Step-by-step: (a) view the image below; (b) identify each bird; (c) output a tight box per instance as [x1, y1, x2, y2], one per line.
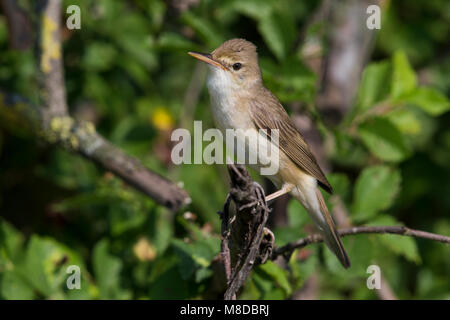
[188, 38, 350, 268]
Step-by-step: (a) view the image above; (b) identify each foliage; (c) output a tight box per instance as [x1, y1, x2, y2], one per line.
[0, 0, 449, 299]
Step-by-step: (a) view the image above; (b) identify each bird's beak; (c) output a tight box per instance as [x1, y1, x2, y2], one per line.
[188, 52, 228, 71]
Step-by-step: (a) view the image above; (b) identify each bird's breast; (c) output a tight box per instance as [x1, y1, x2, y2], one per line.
[206, 69, 254, 131]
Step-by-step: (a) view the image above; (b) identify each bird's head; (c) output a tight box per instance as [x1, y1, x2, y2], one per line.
[188, 39, 262, 92]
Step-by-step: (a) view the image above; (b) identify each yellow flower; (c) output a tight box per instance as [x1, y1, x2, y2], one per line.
[133, 237, 157, 261]
[151, 107, 174, 131]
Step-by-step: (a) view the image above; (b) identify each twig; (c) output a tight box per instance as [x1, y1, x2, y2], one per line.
[0, 92, 190, 211]
[35, 0, 68, 123]
[0, 0, 190, 211]
[272, 225, 450, 260]
[316, 0, 380, 125]
[220, 164, 271, 300]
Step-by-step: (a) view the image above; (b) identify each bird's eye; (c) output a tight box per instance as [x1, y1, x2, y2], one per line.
[232, 63, 242, 71]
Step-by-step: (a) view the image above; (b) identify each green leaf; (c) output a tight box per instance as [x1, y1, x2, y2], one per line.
[287, 198, 309, 229]
[258, 10, 295, 60]
[181, 12, 224, 48]
[82, 43, 117, 71]
[93, 239, 130, 299]
[0, 218, 24, 262]
[148, 257, 190, 299]
[257, 261, 292, 296]
[1, 271, 34, 300]
[324, 235, 374, 277]
[19, 236, 84, 298]
[157, 32, 199, 51]
[171, 237, 217, 281]
[369, 215, 421, 263]
[358, 117, 411, 162]
[391, 51, 417, 99]
[404, 87, 450, 116]
[327, 173, 350, 198]
[352, 165, 401, 221]
[385, 107, 422, 135]
[228, 0, 273, 20]
[356, 61, 391, 111]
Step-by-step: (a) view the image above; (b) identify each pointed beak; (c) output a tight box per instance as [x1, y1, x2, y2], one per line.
[188, 51, 228, 71]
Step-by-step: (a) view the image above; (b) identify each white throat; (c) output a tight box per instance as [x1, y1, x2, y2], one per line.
[206, 67, 248, 131]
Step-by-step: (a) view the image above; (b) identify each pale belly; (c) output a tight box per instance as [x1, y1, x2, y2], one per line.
[208, 91, 285, 183]
[206, 68, 323, 225]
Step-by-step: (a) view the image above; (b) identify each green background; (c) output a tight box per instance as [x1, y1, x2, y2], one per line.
[0, 0, 449, 299]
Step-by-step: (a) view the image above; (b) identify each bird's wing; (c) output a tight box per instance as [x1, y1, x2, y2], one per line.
[249, 89, 333, 194]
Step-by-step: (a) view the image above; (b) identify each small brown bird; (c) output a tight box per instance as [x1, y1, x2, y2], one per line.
[189, 39, 350, 268]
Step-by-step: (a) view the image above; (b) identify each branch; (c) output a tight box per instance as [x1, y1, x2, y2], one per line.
[219, 164, 272, 300]
[308, 0, 381, 125]
[0, 0, 190, 211]
[0, 92, 190, 210]
[272, 225, 450, 260]
[35, 0, 68, 123]
[214, 166, 450, 299]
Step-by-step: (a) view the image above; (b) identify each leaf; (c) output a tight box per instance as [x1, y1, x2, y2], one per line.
[358, 117, 411, 162]
[0, 218, 24, 262]
[157, 32, 198, 51]
[391, 51, 417, 99]
[352, 165, 401, 221]
[356, 61, 391, 111]
[228, 0, 272, 20]
[18, 236, 85, 298]
[180, 12, 224, 48]
[404, 87, 450, 116]
[257, 261, 292, 296]
[258, 10, 295, 60]
[82, 43, 117, 71]
[369, 215, 421, 263]
[327, 173, 350, 198]
[171, 239, 197, 280]
[385, 107, 422, 135]
[148, 259, 190, 299]
[324, 235, 374, 277]
[1, 271, 34, 300]
[171, 237, 217, 281]
[287, 198, 309, 229]
[93, 239, 130, 299]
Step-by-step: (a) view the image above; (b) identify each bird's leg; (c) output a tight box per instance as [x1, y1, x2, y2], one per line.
[265, 184, 294, 202]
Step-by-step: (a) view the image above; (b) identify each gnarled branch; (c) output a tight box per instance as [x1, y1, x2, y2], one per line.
[272, 225, 450, 260]
[219, 164, 272, 300]
[217, 165, 450, 299]
[0, 0, 190, 211]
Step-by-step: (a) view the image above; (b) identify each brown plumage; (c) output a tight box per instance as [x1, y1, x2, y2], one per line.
[250, 88, 333, 194]
[189, 38, 350, 268]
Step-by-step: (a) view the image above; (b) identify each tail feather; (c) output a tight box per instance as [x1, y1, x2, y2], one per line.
[315, 189, 351, 269]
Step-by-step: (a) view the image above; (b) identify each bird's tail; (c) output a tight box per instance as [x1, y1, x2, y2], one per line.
[313, 189, 351, 268]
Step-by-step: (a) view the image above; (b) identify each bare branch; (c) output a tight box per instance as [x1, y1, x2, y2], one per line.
[0, 1, 191, 211]
[0, 92, 190, 210]
[220, 164, 271, 300]
[35, 0, 68, 123]
[272, 225, 450, 260]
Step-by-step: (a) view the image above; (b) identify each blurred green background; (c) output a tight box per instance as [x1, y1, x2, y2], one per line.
[0, 0, 449, 299]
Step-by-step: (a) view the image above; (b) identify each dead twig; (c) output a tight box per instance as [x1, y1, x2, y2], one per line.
[220, 164, 271, 300]
[272, 225, 450, 260]
[0, 0, 190, 211]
